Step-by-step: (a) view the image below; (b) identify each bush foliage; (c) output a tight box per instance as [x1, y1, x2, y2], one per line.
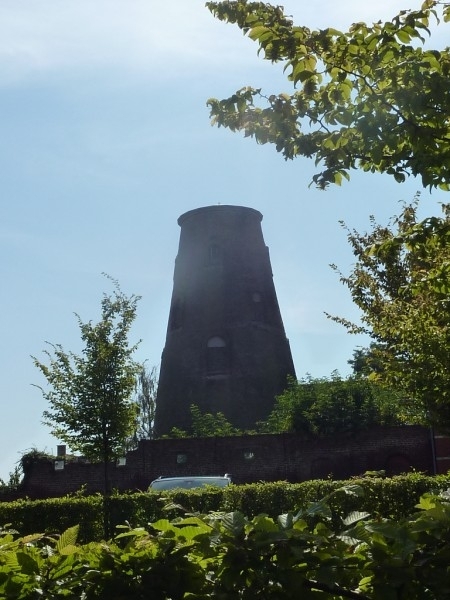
[260, 374, 403, 435]
[1, 481, 450, 599]
[1, 473, 449, 544]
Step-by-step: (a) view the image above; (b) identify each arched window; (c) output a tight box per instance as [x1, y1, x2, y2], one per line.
[208, 244, 222, 265]
[251, 291, 264, 321]
[207, 336, 226, 348]
[207, 336, 228, 373]
[169, 299, 183, 330]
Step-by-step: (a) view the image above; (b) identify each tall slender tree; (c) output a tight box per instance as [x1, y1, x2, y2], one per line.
[33, 276, 141, 496]
[127, 364, 158, 447]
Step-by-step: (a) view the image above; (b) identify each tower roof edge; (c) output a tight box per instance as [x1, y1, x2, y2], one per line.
[178, 205, 263, 227]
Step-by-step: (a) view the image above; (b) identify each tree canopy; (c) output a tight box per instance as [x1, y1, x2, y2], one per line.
[33, 277, 141, 470]
[348, 344, 387, 378]
[206, 1, 450, 190]
[163, 375, 402, 439]
[328, 199, 450, 430]
[259, 373, 403, 435]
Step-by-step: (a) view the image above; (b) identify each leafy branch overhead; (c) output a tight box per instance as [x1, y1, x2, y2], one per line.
[206, 0, 450, 190]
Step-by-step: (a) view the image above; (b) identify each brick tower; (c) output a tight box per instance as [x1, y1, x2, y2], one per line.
[154, 205, 296, 436]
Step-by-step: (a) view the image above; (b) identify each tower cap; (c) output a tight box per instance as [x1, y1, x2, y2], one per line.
[178, 205, 262, 227]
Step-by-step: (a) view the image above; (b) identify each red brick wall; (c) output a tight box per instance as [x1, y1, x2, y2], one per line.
[19, 425, 437, 499]
[433, 432, 450, 474]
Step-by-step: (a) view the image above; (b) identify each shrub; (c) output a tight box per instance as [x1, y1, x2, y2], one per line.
[1, 473, 449, 542]
[1, 486, 450, 599]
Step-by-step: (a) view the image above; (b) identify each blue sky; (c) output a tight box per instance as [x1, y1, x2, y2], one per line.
[1, 0, 448, 480]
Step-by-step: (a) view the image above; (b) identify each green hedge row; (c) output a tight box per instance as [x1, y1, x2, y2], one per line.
[1, 473, 449, 542]
[2, 487, 450, 599]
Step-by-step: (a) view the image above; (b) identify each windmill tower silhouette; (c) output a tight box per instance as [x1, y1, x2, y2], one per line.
[154, 205, 296, 435]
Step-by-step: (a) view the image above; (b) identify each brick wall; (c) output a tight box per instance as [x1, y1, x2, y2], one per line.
[19, 425, 437, 499]
[433, 432, 450, 474]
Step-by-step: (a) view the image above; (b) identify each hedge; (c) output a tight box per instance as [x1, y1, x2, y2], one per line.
[0, 472, 449, 542]
[2, 487, 450, 599]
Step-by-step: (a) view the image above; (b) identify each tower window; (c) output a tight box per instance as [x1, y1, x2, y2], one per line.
[207, 336, 226, 348]
[251, 292, 264, 321]
[208, 244, 222, 264]
[207, 336, 228, 373]
[169, 299, 183, 330]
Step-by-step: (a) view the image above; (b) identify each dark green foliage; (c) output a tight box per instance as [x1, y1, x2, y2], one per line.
[166, 376, 402, 439]
[0, 466, 23, 500]
[221, 473, 450, 523]
[2, 480, 450, 599]
[260, 374, 403, 435]
[1, 473, 449, 543]
[329, 200, 450, 430]
[20, 449, 55, 475]
[166, 404, 243, 438]
[348, 344, 385, 377]
[0, 496, 104, 543]
[190, 404, 242, 436]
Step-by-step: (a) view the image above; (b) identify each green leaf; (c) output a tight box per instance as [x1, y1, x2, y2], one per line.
[16, 552, 40, 575]
[333, 171, 343, 185]
[56, 525, 79, 554]
[343, 511, 371, 526]
[150, 519, 175, 532]
[278, 512, 294, 529]
[338, 484, 365, 497]
[248, 25, 270, 41]
[222, 512, 246, 536]
[251, 514, 278, 532]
